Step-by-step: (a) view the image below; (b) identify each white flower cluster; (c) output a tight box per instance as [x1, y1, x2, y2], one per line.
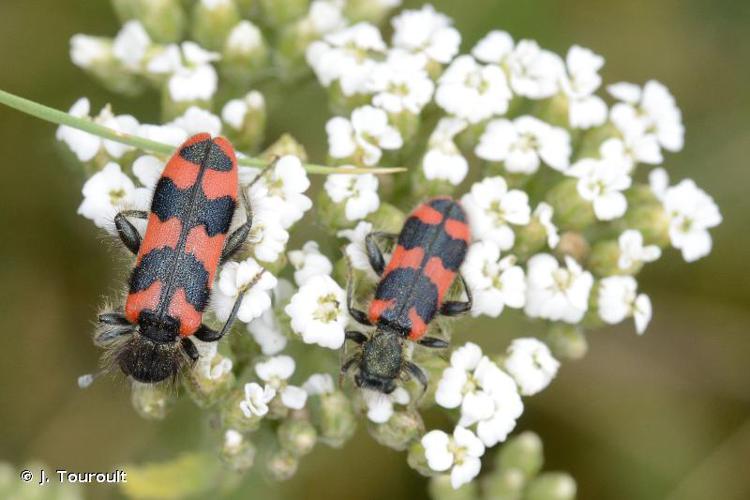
[63, 1, 723, 490]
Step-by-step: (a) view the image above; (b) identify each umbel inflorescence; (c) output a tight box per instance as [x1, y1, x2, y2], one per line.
[50, 0, 721, 497]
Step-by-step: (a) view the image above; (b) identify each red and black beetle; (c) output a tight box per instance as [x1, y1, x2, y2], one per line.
[342, 196, 473, 394]
[95, 133, 261, 383]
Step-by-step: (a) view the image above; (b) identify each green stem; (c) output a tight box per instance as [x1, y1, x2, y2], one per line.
[0, 89, 404, 175]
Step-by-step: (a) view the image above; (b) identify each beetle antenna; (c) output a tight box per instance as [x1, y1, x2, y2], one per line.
[77, 369, 105, 389]
[247, 155, 280, 189]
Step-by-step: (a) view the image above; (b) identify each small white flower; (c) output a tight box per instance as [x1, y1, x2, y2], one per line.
[598, 276, 652, 334]
[154, 42, 220, 102]
[472, 30, 514, 65]
[525, 254, 594, 324]
[504, 338, 560, 396]
[170, 106, 222, 137]
[77, 162, 146, 230]
[461, 241, 526, 317]
[223, 429, 243, 453]
[462, 176, 531, 250]
[568, 158, 632, 221]
[285, 275, 348, 349]
[608, 80, 684, 153]
[362, 387, 410, 423]
[225, 20, 263, 53]
[422, 427, 485, 489]
[255, 355, 308, 410]
[70, 34, 110, 69]
[662, 179, 722, 262]
[324, 169, 380, 221]
[222, 91, 265, 130]
[618, 230, 661, 270]
[288, 241, 333, 287]
[337, 221, 378, 280]
[422, 117, 469, 185]
[239, 382, 276, 417]
[326, 106, 403, 166]
[475, 116, 571, 174]
[302, 373, 335, 396]
[192, 339, 234, 381]
[391, 5, 460, 64]
[56, 98, 140, 162]
[534, 202, 560, 249]
[132, 155, 165, 189]
[435, 343, 523, 447]
[306, 0, 347, 34]
[559, 45, 607, 128]
[370, 49, 434, 114]
[436, 55, 512, 124]
[244, 188, 291, 262]
[212, 258, 277, 323]
[136, 123, 188, 147]
[112, 21, 151, 70]
[307, 22, 386, 96]
[242, 155, 312, 229]
[247, 279, 294, 355]
[507, 39, 563, 99]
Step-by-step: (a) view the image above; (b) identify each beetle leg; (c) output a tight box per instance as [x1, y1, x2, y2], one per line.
[346, 271, 372, 326]
[418, 336, 449, 349]
[339, 354, 361, 387]
[404, 361, 429, 397]
[114, 210, 148, 255]
[196, 269, 266, 343]
[345, 330, 368, 344]
[440, 273, 473, 317]
[365, 232, 397, 276]
[181, 337, 199, 363]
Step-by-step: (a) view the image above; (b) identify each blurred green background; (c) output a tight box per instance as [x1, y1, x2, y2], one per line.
[0, 1, 748, 499]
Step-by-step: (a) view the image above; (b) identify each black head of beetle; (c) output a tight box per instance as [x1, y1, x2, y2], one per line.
[343, 327, 429, 395]
[94, 310, 199, 384]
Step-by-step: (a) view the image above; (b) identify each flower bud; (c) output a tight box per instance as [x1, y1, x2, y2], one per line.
[316, 190, 351, 231]
[344, 0, 399, 24]
[131, 381, 174, 420]
[546, 179, 595, 231]
[524, 472, 577, 500]
[112, 0, 186, 43]
[496, 431, 544, 480]
[312, 391, 357, 448]
[366, 202, 406, 235]
[481, 469, 526, 500]
[555, 231, 590, 263]
[220, 429, 256, 472]
[413, 354, 449, 409]
[160, 87, 213, 123]
[258, 0, 309, 27]
[183, 352, 235, 408]
[588, 239, 633, 277]
[278, 417, 317, 457]
[428, 474, 479, 500]
[409, 164, 458, 201]
[513, 215, 549, 260]
[266, 448, 298, 481]
[262, 134, 309, 161]
[545, 324, 588, 361]
[406, 442, 434, 477]
[221, 388, 263, 432]
[369, 409, 424, 451]
[222, 91, 266, 152]
[624, 187, 670, 248]
[220, 21, 269, 86]
[191, 0, 241, 51]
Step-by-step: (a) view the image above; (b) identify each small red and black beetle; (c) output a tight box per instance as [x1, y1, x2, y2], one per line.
[342, 196, 473, 394]
[95, 133, 262, 383]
